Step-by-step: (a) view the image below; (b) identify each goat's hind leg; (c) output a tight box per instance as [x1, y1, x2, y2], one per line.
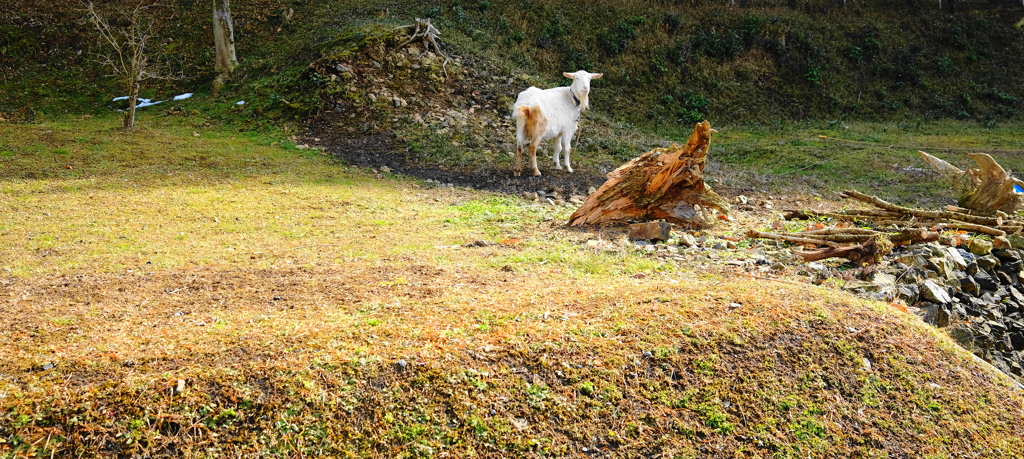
[529, 137, 543, 176]
[514, 142, 523, 177]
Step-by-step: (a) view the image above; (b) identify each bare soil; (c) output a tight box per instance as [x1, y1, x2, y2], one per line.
[306, 115, 608, 197]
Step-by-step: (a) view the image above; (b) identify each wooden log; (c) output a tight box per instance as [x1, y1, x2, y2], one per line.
[746, 230, 839, 247]
[750, 228, 937, 247]
[783, 209, 903, 221]
[793, 236, 893, 265]
[569, 121, 729, 228]
[839, 189, 1013, 227]
[919, 150, 1024, 213]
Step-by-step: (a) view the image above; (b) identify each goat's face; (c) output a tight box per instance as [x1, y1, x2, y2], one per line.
[563, 70, 603, 97]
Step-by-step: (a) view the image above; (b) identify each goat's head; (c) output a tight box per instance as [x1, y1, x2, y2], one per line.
[563, 70, 603, 110]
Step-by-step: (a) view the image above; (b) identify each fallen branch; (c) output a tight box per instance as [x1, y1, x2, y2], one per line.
[783, 209, 903, 221]
[931, 222, 1006, 238]
[750, 228, 938, 247]
[839, 189, 1011, 227]
[760, 188, 1006, 264]
[793, 235, 894, 265]
[746, 230, 839, 247]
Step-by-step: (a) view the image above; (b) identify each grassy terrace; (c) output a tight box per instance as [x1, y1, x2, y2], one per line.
[2, 116, 1024, 457]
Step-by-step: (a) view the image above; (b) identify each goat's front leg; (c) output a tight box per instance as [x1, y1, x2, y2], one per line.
[561, 138, 573, 173]
[552, 136, 563, 170]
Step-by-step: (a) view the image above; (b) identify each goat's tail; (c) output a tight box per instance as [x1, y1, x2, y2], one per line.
[514, 105, 545, 143]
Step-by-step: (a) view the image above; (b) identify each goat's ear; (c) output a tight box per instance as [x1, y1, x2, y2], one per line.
[591, 73, 604, 79]
[563, 72, 576, 79]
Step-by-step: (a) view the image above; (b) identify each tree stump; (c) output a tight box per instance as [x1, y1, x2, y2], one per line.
[569, 121, 729, 228]
[919, 150, 1024, 214]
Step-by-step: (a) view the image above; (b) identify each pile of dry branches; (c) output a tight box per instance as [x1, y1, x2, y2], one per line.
[749, 189, 1024, 264]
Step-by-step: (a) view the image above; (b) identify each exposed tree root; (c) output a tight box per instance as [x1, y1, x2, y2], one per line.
[393, 18, 452, 76]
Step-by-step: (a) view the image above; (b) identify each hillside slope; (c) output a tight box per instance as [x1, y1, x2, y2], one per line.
[3, 0, 1024, 126]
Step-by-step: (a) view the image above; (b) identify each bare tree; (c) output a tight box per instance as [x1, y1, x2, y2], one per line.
[85, 2, 168, 130]
[212, 0, 238, 90]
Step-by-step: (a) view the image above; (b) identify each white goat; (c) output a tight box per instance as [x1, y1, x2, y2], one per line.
[512, 70, 603, 176]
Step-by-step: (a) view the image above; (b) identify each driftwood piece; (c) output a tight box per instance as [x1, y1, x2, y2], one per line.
[746, 230, 840, 247]
[569, 121, 729, 228]
[749, 228, 938, 248]
[919, 150, 1024, 213]
[792, 236, 894, 265]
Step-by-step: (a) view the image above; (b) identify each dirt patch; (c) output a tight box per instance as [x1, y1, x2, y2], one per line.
[306, 115, 608, 197]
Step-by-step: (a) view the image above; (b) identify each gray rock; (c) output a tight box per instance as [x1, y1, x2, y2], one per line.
[976, 255, 1000, 271]
[920, 280, 952, 304]
[919, 303, 951, 327]
[974, 270, 1000, 290]
[894, 252, 929, 270]
[993, 249, 1021, 262]
[942, 247, 969, 270]
[678, 233, 698, 248]
[927, 257, 954, 280]
[960, 276, 980, 294]
[988, 320, 1008, 335]
[897, 284, 920, 304]
[1009, 331, 1024, 351]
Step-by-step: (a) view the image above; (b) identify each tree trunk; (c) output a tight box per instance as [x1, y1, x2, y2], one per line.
[919, 150, 1024, 214]
[213, 0, 238, 89]
[568, 121, 730, 228]
[124, 80, 139, 130]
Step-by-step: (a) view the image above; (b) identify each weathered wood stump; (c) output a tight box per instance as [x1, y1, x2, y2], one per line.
[568, 121, 729, 228]
[919, 150, 1024, 214]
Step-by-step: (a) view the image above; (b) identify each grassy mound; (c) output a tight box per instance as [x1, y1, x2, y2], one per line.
[2, 117, 1024, 457]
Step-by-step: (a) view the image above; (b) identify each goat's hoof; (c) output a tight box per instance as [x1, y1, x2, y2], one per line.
[533, 170, 542, 176]
[566, 167, 574, 173]
[513, 171, 521, 177]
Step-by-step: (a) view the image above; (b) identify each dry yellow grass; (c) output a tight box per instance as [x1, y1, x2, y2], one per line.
[2, 116, 1024, 457]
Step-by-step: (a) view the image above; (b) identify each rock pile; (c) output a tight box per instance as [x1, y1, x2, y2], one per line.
[857, 241, 1024, 381]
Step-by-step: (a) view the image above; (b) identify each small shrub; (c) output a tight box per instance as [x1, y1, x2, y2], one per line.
[598, 16, 646, 57]
[537, 17, 568, 49]
[937, 56, 953, 76]
[562, 48, 592, 73]
[983, 87, 1019, 106]
[694, 28, 743, 59]
[805, 65, 824, 85]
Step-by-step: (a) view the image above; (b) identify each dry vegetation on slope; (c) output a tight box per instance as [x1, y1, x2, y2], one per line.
[2, 117, 1024, 457]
